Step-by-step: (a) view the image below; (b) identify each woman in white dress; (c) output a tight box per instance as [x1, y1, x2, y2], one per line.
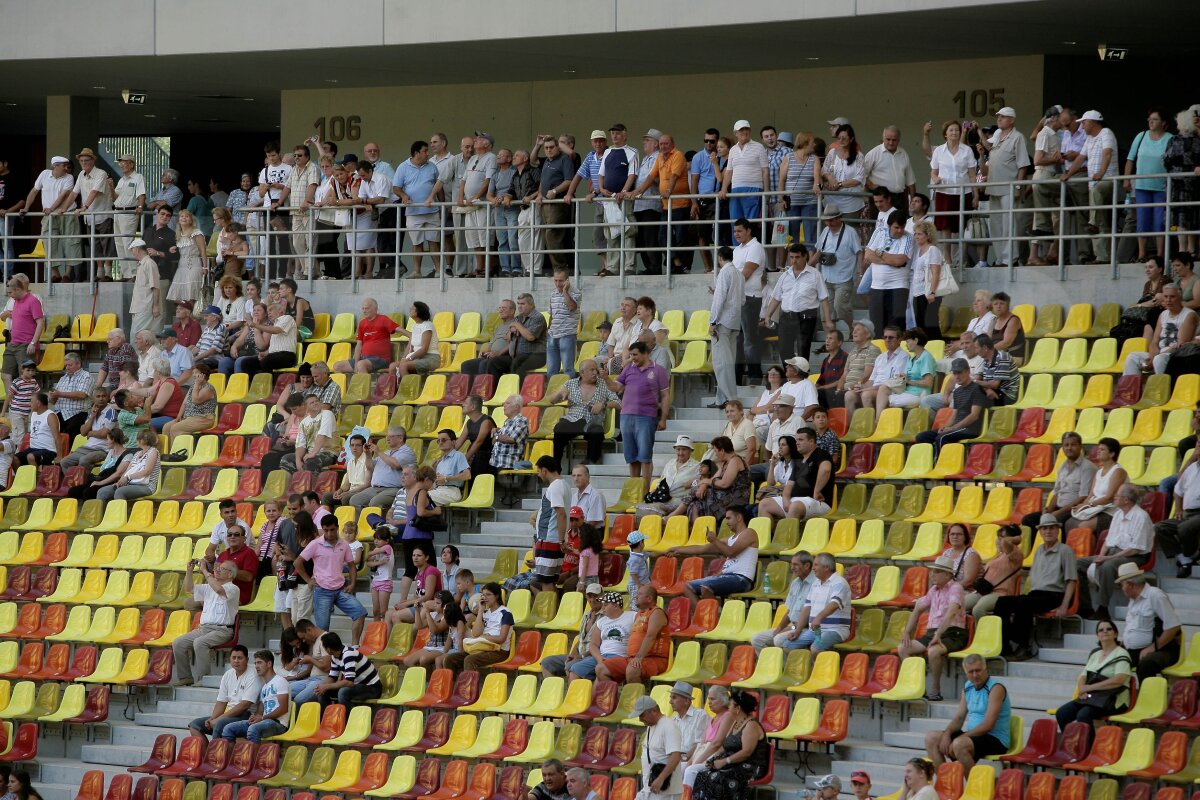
[167, 209, 206, 305]
[820, 124, 866, 217]
[910, 220, 945, 339]
[349, 161, 390, 279]
[929, 120, 979, 268]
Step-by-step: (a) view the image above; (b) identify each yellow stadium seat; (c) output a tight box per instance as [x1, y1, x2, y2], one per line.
[1103, 338, 1147, 373]
[859, 408, 904, 442]
[1028, 304, 1063, 338]
[679, 309, 711, 341]
[484, 374, 521, 407]
[536, 591, 584, 632]
[546, 678, 593, 718]
[1027, 408, 1077, 444]
[88, 571, 131, 606]
[1107, 677, 1167, 724]
[1011, 373, 1051, 409]
[458, 672, 509, 712]
[0, 466, 35, 498]
[907, 485, 954, 523]
[505, 720, 557, 763]
[1164, 374, 1200, 410]
[95, 607, 142, 642]
[652, 641, 704, 685]
[960, 765, 996, 800]
[77, 606, 116, 642]
[950, 615, 1003, 659]
[1019, 338, 1059, 373]
[872, 656, 927, 701]
[890, 443, 935, 480]
[1118, 446, 1147, 485]
[766, 697, 820, 739]
[732, 647, 785, 690]
[1143, 408, 1195, 446]
[781, 517, 829, 556]
[1136, 447, 1178, 487]
[111, 648, 149, 685]
[364, 755, 417, 798]
[857, 442, 905, 479]
[1050, 304, 1094, 338]
[1048, 338, 1088, 372]
[895, 522, 945, 560]
[271, 701, 322, 742]
[12, 498, 53, 531]
[790, 651, 844, 694]
[374, 709, 425, 751]
[853, 565, 899, 606]
[1044, 374, 1083, 409]
[76, 646, 123, 681]
[177, 435, 219, 467]
[145, 609, 193, 647]
[1164, 632, 1200, 677]
[732, 601, 776, 642]
[839, 519, 886, 559]
[1081, 338, 1119, 372]
[312, 312, 356, 343]
[491, 674, 539, 715]
[183, 503, 224, 537]
[524, 677, 567, 717]
[968, 487, 1013, 525]
[0, 682, 36, 720]
[1093, 727, 1156, 776]
[697, 600, 746, 640]
[39, 568, 82, 603]
[309, 750, 362, 792]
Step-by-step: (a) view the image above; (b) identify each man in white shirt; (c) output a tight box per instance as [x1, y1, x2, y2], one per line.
[66, 148, 114, 279]
[188, 644, 261, 741]
[1078, 484, 1154, 618]
[981, 107, 1031, 268]
[603, 297, 639, 374]
[111, 154, 147, 262]
[220, 649, 291, 743]
[762, 243, 835, 362]
[780, 357, 819, 424]
[287, 143, 320, 279]
[708, 246, 744, 407]
[22, 156, 82, 280]
[733, 218, 767, 383]
[669, 681, 709, 766]
[205, 499, 253, 560]
[1157, 459, 1200, 578]
[857, 325, 910, 413]
[1029, 107, 1064, 265]
[173, 560, 239, 686]
[863, 211, 913, 334]
[862, 126, 917, 201]
[1063, 110, 1118, 261]
[750, 552, 816, 652]
[718, 120, 769, 230]
[283, 394, 338, 474]
[570, 465, 606, 528]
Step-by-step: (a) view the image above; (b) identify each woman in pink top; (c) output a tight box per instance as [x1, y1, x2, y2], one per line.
[684, 685, 735, 788]
[386, 542, 441, 625]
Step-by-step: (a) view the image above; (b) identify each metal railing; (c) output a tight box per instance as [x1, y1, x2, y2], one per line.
[2, 172, 1197, 296]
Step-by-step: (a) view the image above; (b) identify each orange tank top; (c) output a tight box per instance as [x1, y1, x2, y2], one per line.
[627, 608, 670, 659]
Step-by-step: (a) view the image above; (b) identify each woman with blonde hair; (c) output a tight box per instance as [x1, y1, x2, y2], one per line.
[214, 275, 245, 331]
[777, 131, 821, 246]
[210, 206, 233, 262]
[911, 220, 946, 340]
[168, 209, 206, 305]
[1163, 104, 1200, 255]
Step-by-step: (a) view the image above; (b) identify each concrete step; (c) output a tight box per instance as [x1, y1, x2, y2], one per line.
[154, 698, 216, 717]
[32, 761, 129, 800]
[134, 711, 198, 729]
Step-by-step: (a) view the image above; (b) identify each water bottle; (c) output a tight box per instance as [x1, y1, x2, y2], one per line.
[762, 569, 772, 596]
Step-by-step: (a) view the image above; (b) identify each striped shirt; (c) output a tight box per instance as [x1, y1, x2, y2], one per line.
[54, 369, 95, 418]
[802, 572, 852, 637]
[548, 287, 582, 339]
[8, 378, 38, 416]
[196, 323, 227, 358]
[727, 140, 768, 189]
[982, 350, 1019, 404]
[328, 645, 380, 687]
[574, 151, 603, 192]
[767, 144, 790, 192]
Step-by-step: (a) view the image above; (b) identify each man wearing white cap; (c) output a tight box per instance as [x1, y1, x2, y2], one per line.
[635, 436, 700, 520]
[565, 130, 609, 274]
[1063, 110, 1118, 261]
[542, 583, 603, 679]
[127, 239, 163, 338]
[112, 154, 147, 268]
[979, 106, 1030, 268]
[633, 694, 684, 800]
[718, 120, 769, 232]
[21, 156, 82, 281]
[899, 554, 969, 700]
[827, 116, 852, 140]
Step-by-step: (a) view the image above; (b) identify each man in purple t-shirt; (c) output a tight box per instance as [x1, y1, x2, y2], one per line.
[604, 340, 671, 495]
[3, 278, 45, 396]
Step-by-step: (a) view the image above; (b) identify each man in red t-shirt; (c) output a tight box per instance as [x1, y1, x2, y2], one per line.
[333, 298, 399, 374]
[216, 525, 259, 603]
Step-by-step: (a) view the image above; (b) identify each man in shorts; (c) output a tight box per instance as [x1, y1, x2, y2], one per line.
[898, 555, 969, 701]
[924, 654, 1013, 770]
[333, 297, 398, 374]
[392, 140, 441, 278]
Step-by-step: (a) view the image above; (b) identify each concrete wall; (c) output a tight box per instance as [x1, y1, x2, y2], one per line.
[281, 55, 1044, 178]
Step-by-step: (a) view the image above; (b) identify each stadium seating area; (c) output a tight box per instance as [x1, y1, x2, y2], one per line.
[0, 295, 1197, 800]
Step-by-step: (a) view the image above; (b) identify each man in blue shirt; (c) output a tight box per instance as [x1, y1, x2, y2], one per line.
[690, 128, 722, 272]
[392, 141, 441, 278]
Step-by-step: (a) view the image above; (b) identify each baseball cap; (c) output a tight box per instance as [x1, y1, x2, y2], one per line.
[815, 775, 842, 790]
[128, 238, 147, 250]
[203, 305, 222, 316]
[159, 327, 177, 339]
[644, 128, 663, 141]
[827, 116, 851, 126]
[626, 531, 647, 546]
[474, 131, 495, 146]
[585, 583, 603, 596]
[850, 771, 871, 785]
[50, 156, 70, 165]
[996, 106, 1017, 118]
[569, 506, 585, 519]
[589, 129, 607, 141]
[19, 360, 36, 369]
[1081, 110, 1104, 122]
[785, 356, 810, 373]
[950, 357, 971, 373]
[117, 153, 137, 164]
[778, 131, 795, 146]
[733, 119, 751, 131]
[609, 123, 627, 132]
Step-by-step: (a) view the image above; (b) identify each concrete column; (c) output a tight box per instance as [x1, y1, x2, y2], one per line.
[45, 95, 100, 161]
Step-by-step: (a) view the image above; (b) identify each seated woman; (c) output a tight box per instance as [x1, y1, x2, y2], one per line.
[242, 301, 299, 375]
[432, 594, 469, 671]
[259, 393, 305, 481]
[1066, 437, 1128, 533]
[748, 366, 787, 443]
[668, 436, 749, 524]
[1053, 620, 1131, 740]
[214, 275, 247, 333]
[896, 758, 937, 800]
[96, 428, 160, 501]
[386, 541, 442, 626]
[634, 435, 700, 520]
[869, 327, 936, 413]
[68, 427, 133, 501]
[757, 435, 801, 522]
[692, 690, 771, 800]
[163, 362, 218, 443]
[277, 277, 315, 337]
[548, 358, 621, 467]
[720, 400, 758, 463]
[392, 301, 440, 377]
[941, 522, 982, 590]
[964, 524, 1024, 618]
[683, 686, 735, 789]
[219, 302, 269, 376]
[115, 359, 141, 394]
[989, 292, 1027, 365]
[145, 359, 185, 433]
[402, 592, 452, 669]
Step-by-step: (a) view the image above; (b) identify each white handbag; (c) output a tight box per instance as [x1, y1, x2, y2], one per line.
[932, 262, 960, 297]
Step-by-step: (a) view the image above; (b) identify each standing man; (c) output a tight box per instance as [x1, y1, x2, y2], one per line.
[565, 130, 608, 275]
[459, 132, 497, 277]
[863, 210, 913, 333]
[287, 143, 319, 279]
[2, 276, 44, 398]
[0, 155, 32, 274]
[632, 694, 685, 800]
[68, 147, 114, 280]
[362, 142, 400, 277]
[219, 650, 290, 743]
[127, 239, 162, 339]
[981, 107, 1031, 268]
[512, 149, 543, 276]
[188, 645, 260, 742]
[719, 120, 769, 230]
[487, 148, 519, 276]
[1020, 432, 1096, 529]
[297, 515, 369, 645]
[762, 243, 835, 362]
[313, 631, 383, 708]
[733, 218, 767, 383]
[530, 455, 569, 594]
[547, 269, 582, 378]
[1063, 110, 1118, 262]
[992, 515, 1076, 661]
[605, 341, 670, 497]
[569, 465, 606, 528]
[750, 552, 816, 652]
[146, 169, 184, 224]
[862, 126, 917, 203]
[689, 128, 722, 273]
[814, 208, 862, 336]
[22, 156, 82, 281]
[1057, 108, 1094, 264]
[708, 246, 744, 407]
[392, 141, 441, 278]
[596, 123, 639, 275]
[257, 143, 293, 274]
[626, 130, 662, 275]
[762, 125, 791, 270]
[637, 133, 692, 273]
[534, 134, 575, 274]
[172, 559, 239, 686]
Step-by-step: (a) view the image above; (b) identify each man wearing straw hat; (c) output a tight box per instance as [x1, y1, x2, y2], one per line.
[899, 554, 969, 701]
[1116, 562, 1181, 681]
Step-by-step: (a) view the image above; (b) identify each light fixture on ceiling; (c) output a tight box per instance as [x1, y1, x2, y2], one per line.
[92, 85, 106, 90]
[1062, 41, 1076, 45]
[562, 69, 576, 75]
[4, 103, 16, 107]
[324, 79, 338, 84]
[144, 114, 156, 118]
[806, 57, 820, 61]
[242, 97, 255, 101]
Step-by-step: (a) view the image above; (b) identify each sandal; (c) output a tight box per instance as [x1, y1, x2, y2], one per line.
[924, 693, 944, 702]
[596, 269, 613, 277]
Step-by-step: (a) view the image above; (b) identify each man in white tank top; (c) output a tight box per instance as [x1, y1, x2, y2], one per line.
[676, 505, 759, 608]
[1123, 284, 1197, 376]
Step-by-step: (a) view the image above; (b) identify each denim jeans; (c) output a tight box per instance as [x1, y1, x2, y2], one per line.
[312, 586, 368, 631]
[546, 334, 577, 378]
[495, 206, 520, 272]
[620, 414, 656, 464]
[190, 710, 250, 740]
[290, 676, 324, 706]
[217, 355, 261, 377]
[795, 627, 846, 652]
[221, 717, 287, 743]
[729, 187, 762, 231]
[787, 202, 818, 246]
